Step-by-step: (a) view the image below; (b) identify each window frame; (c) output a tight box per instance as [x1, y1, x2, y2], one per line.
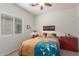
[15, 17, 23, 34]
[0, 13, 23, 36]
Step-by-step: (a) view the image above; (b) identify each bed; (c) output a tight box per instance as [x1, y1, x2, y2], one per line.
[18, 37, 60, 56]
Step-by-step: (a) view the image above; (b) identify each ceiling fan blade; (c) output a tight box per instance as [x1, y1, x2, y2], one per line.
[44, 3, 52, 6]
[30, 3, 39, 6]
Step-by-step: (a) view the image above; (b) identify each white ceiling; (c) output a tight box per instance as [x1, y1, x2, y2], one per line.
[16, 3, 78, 16]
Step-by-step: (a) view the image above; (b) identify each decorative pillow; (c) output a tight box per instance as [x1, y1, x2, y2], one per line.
[32, 32, 40, 38]
[43, 33, 47, 37]
[52, 33, 57, 37]
[47, 33, 56, 38]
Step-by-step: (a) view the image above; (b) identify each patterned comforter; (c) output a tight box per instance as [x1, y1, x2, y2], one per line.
[19, 37, 60, 56]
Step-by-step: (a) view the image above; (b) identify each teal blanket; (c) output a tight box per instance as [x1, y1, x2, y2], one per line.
[34, 41, 60, 56]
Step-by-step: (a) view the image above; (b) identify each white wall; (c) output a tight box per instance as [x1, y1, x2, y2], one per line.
[76, 5, 79, 49]
[0, 3, 35, 55]
[35, 7, 77, 36]
[77, 5, 79, 37]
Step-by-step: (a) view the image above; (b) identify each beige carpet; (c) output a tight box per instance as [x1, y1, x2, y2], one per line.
[8, 49, 79, 56]
[61, 50, 79, 56]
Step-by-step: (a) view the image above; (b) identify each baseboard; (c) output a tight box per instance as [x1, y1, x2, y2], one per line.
[4, 48, 19, 56]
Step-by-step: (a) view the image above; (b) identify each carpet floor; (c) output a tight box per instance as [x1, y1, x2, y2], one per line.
[7, 49, 79, 56]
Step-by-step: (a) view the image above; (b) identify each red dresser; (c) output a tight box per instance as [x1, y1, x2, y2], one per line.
[58, 36, 78, 52]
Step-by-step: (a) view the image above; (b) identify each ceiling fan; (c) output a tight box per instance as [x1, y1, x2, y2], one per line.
[30, 3, 52, 10]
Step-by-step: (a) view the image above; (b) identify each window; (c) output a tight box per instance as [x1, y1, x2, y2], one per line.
[15, 17, 22, 34]
[1, 13, 22, 35]
[1, 14, 13, 34]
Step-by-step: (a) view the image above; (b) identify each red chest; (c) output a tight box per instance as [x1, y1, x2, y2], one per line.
[58, 37, 78, 52]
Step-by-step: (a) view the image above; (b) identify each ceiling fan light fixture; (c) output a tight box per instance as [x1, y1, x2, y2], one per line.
[40, 6, 43, 10]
